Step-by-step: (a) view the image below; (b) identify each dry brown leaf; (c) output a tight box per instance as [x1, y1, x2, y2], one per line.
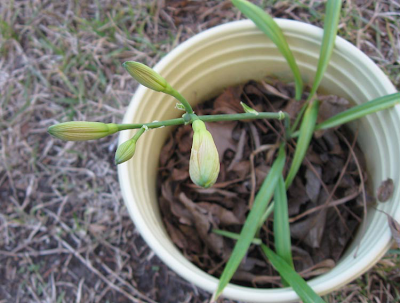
[164, 221, 188, 250]
[213, 86, 243, 114]
[159, 135, 175, 167]
[305, 166, 321, 204]
[197, 202, 241, 226]
[387, 215, 400, 248]
[176, 125, 193, 154]
[179, 193, 225, 257]
[377, 178, 394, 202]
[206, 122, 237, 160]
[171, 168, 189, 181]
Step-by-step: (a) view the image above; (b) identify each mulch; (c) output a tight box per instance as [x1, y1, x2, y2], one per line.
[158, 79, 374, 288]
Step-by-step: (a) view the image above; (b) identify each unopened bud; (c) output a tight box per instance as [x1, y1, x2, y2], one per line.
[189, 120, 220, 188]
[48, 122, 118, 141]
[115, 139, 137, 165]
[123, 61, 170, 92]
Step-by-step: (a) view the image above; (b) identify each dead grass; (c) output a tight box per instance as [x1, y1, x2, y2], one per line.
[0, 0, 399, 302]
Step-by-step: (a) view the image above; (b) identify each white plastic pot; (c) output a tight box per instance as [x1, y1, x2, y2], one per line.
[118, 20, 399, 302]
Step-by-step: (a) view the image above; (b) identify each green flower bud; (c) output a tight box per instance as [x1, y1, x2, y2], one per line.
[123, 61, 170, 93]
[189, 120, 220, 188]
[115, 139, 136, 165]
[48, 122, 118, 141]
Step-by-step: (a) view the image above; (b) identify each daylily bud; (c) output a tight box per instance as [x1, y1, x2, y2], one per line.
[123, 61, 170, 93]
[48, 122, 118, 141]
[115, 139, 136, 165]
[189, 120, 220, 188]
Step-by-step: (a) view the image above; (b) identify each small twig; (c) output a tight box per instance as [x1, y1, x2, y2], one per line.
[289, 190, 361, 223]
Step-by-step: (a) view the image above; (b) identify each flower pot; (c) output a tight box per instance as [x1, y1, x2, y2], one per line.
[118, 20, 399, 303]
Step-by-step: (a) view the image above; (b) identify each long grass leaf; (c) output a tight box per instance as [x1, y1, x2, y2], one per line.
[285, 100, 319, 188]
[212, 229, 262, 245]
[212, 143, 286, 301]
[316, 92, 400, 130]
[232, 0, 303, 100]
[274, 175, 294, 287]
[308, 0, 342, 100]
[261, 244, 325, 303]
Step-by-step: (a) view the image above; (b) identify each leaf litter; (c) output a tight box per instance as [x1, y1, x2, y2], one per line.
[157, 79, 378, 288]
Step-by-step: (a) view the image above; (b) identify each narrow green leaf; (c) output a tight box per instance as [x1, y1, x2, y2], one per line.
[232, 0, 303, 100]
[212, 143, 286, 301]
[316, 92, 400, 130]
[240, 101, 259, 115]
[212, 229, 262, 245]
[274, 175, 294, 287]
[308, 0, 342, 100]
[285, 100, 319, 188]
[261, 244, 325, 303]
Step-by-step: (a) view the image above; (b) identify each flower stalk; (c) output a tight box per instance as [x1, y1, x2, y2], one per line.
[114, 126, 146, 165]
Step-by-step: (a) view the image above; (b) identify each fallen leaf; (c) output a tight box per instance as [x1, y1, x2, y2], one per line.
[387, 215, 400, 248]
[197, 202, 241, 226]
[377, 178, 394, 202]
[213, 86, 243, 114]
[171, 168, 189, 182]
[305, 166, 321, 204]
[164, 221, 187, 249]
[175, 124, 193, 154]
[206, 122, 237, 160]
[179, 193, 225, 257]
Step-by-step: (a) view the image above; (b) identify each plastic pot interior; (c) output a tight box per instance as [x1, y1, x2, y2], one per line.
[118, 20, 399, 303]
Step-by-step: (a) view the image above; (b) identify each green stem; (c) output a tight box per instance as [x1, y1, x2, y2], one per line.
[117, 118, 184, 131]
[133, 126, 146, 141]
[200, 112, 287, 123]
[167, 88, 194, 114]
[117, 112, 289, 131]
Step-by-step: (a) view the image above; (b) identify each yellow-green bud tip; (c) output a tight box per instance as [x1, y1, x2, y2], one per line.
[189, 120, 220, 188]
[123, 61, 169, 92]
[48, 122, 118, 141]
[115, 139, 136, 165]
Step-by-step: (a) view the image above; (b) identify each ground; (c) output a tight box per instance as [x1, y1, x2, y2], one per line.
[0, 0, 399, 302]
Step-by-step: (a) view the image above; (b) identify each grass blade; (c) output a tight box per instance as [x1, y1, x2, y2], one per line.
[308, 0, 342, 100]
[212, 143, 286, 301]
[232, 0, 303, 100]
[316, 92, 400, 130]
[212, 229, 262, 245]
[274, 175, 294, 286]
[285, 100, 319, 188]
[261, 244, 325, 303]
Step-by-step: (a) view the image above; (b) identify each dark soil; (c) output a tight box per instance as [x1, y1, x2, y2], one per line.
[157, 79, 376, 288]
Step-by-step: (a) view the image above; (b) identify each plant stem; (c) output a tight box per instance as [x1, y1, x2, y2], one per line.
[167, 88, 194, 114]
[133, 126, 146, 141]
[200, 112, 287, 122]
[117, 112, 289, 131]
[117, 118, 184, 131]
